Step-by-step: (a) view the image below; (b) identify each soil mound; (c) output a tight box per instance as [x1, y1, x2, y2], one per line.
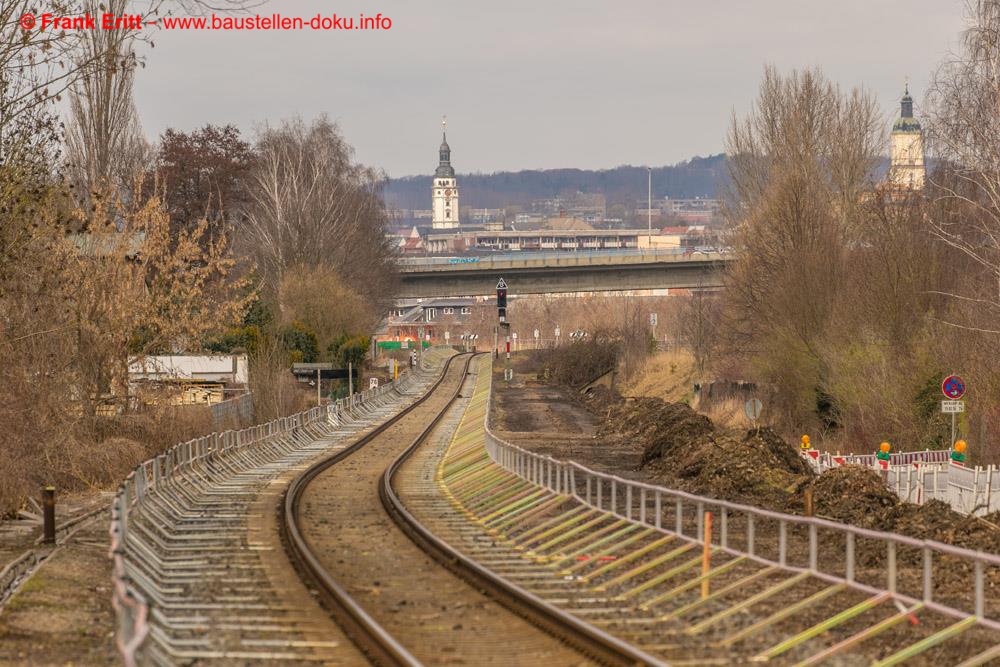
[882, 500, 1000, 553]
[638, 403, 715, 465]
[749, 427, 814, 477]
[808, 466, 899, 528]
[608, 396, 814, 506]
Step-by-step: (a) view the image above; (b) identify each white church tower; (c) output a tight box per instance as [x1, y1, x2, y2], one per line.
[889, 85, 925, 190]
[432, 117, 460, 229]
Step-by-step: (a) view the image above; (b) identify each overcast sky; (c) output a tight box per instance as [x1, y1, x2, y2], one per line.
[132, 0, 966, 177]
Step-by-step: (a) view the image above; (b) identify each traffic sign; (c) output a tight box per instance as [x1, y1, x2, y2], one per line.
[942, 375, 966, 400]
[942, 400, 965, 414]
[744, 399, 763, 421]
[496, 277, 508, 290]
[650, 312, 658, 327]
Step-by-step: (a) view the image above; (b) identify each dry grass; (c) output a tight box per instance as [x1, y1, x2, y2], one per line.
[701, 397, 758, 430]
[621, 351, 769, 431]
[619, 350, 701, 403]
[1, 404, 229, 517]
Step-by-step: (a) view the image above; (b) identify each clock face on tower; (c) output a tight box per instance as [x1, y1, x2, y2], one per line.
[445, 189, 453, 196]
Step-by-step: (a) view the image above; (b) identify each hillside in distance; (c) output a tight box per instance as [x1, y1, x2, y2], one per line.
[383, 154, 728, 210]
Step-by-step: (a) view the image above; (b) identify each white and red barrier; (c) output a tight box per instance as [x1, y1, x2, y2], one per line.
[801, 448, 1000, 516]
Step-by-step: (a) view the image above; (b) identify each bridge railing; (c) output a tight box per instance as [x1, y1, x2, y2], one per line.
[397, 247, 730, 270]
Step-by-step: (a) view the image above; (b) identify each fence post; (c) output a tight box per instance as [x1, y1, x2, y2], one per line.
[42, 486, 56, 544]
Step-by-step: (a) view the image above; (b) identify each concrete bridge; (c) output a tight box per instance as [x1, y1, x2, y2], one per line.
[395, 249, 730, 298]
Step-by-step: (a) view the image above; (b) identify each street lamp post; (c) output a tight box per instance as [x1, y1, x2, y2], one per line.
[647, 167, 652, 247]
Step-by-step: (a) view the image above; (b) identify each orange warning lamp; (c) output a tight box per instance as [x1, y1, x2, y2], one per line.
[951, 440, 968, 464]
[800, 435, 811, 450]
[876, 441, 891, 462]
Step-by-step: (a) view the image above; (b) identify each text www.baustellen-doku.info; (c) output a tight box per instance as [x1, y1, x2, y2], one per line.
[19, 12, 392, 32]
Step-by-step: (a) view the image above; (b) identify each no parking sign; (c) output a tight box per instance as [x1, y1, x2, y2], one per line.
[942, 375, 966, 400]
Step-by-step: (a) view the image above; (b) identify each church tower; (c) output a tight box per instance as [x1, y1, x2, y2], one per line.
[432, 117, 460, 229]
[889, 85, 925, 190]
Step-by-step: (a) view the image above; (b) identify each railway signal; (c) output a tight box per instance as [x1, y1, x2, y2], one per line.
[496, 277, 507, 322]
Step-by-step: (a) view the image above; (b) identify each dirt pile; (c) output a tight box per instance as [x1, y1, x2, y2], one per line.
[661, 427, 814, 507]
[883, 501, 1000, 553]
[587, 393, 812, 507]
[807, 465, 900, 528]
[804, 466, 1000, 551]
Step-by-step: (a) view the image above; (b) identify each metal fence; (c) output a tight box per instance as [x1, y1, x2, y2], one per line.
[482, 394, 1000, 635]
[209, 392, 254, 428]
[108, 353, 449, 666]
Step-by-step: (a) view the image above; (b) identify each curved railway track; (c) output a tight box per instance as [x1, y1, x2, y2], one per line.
[280, 353, 472, 666]
[300, 352, 1000, 666]
[379, 357, 661, 666]
[283, 352, 659, 666]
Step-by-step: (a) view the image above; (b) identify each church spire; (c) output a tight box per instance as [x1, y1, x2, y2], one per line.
[889, 80, 925, 190]
[436, 115, 454, 177]
[431, 116, 459, 228]
[900, 81, 913, 119]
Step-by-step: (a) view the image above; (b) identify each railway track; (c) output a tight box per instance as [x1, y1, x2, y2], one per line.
[286, 352, 598, 666]
[115, 346, 1000, 665]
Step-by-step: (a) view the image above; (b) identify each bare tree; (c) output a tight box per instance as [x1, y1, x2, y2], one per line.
[64, 0, 150, 202]
[241, 115, 398, 308]
[926, 0, 1000, 332]
[679, 288, 720, 376]
[722, 66, 882, 422]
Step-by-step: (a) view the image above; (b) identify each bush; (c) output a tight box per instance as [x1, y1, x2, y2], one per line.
[280, 321, 319, 363]
[539, 333, 621, 388]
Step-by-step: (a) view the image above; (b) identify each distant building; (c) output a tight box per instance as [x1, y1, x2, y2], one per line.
[422, 228, 677, 253]
[889, 85, 925, 190]
[432, 117, 460, 229]
[128, 354, 248, 406]
[128, 355, 248, 384]
[379, 298, 484, 346]
[469, 208, 504, 224]
[399, 227, 426, 254]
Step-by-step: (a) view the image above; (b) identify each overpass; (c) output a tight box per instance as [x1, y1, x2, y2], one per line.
[395, 249, 730, 298]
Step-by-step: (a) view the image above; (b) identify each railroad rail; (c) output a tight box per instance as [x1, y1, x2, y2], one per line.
[285, 353, 599, 666]
[109, 348, 454, 665]
[280, 352, 473, 666]
[381, 354, 663, 665]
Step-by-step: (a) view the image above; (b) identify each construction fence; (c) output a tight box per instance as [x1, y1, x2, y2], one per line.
[801, 448, 1000, 516]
